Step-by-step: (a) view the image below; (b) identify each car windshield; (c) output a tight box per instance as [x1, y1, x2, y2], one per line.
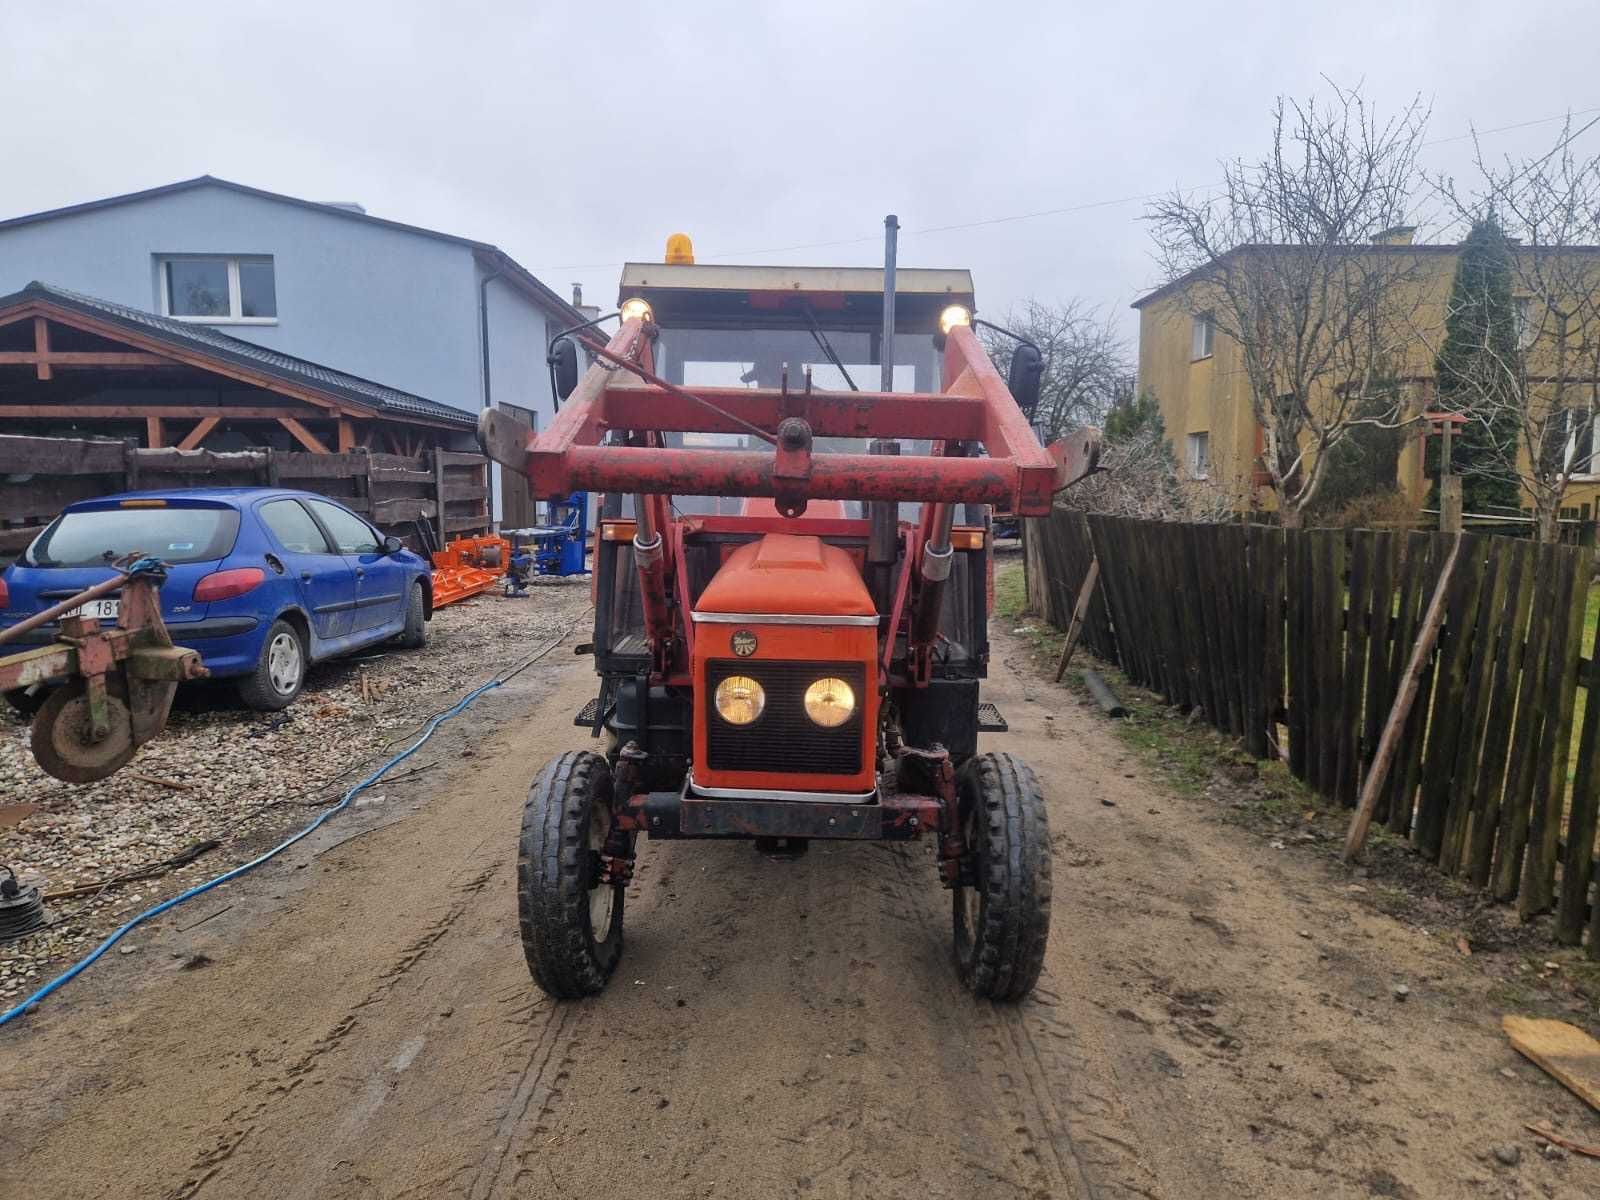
[26, 504, 240, 567]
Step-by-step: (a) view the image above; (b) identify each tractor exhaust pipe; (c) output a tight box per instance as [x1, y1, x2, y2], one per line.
[909, 502, 955, 648]
[632, 495, 673, 661]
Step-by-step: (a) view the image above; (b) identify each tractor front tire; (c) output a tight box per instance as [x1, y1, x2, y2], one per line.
[952, 752, 1052, 1001]
[518, 751, 625, 999]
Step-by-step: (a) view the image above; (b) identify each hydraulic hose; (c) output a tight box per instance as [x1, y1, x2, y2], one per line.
[0, 613, 589, 1031]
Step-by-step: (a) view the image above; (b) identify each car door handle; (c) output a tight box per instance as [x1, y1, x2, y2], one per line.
[355, 567, 366, 579]
[300, 571, 312, 582]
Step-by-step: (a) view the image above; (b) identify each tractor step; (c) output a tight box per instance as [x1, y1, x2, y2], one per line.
[976, 702, 1008, 733]
[573, 697, 599, 727]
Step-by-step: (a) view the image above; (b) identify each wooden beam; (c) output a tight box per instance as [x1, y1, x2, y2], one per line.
[145, 416, 164, 448]
[0, 404, 342, 420]
[177, 416, 221, 451]
[278, 416, 330, 454]
[338, 418, 356, 453]
[1055, 559, 1102, 682]
[0, 351, 173, 367]
[33, 317, 50, 381]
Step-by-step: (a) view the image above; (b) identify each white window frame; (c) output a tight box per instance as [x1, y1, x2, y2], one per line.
[1186, 431, 1211, 480]
[157, 255, 277, 325]
[1565, 403, 1600, 482]
[1191, 312, 1215, 361]
[1514, 295, 1535, 350]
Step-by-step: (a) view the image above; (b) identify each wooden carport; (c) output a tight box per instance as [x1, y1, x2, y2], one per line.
[0, 282, 476, 456]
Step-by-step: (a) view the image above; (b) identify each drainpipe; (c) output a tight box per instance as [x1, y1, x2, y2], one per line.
[478, 267, 502, 412]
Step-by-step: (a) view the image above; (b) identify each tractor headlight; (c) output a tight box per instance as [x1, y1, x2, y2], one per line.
[620, 297, 654, 324]
[714, 675, 765, 725]
[803, 677, 856, 727]
[938, 304, 972, 335]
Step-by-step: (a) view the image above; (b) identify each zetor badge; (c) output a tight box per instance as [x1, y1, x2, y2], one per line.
[730, 629, 757, 657]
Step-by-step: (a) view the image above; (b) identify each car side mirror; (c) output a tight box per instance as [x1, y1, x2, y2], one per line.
[1007, 344, 1044, 417]
[382, 535, 405, 555]
[549, 338, 580, 401]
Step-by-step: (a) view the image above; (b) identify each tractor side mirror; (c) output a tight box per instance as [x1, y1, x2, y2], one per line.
[1007, 344, 1044, 417]
[549, 338, 580, 402]
[382, 535, 405, 555]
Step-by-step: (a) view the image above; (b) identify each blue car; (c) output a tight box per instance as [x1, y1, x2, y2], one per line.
[0, 487, 433, 712]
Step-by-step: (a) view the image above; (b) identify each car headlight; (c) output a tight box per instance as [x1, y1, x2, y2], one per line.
[803, 677, 856, 727]
[714, 675, 765, 725]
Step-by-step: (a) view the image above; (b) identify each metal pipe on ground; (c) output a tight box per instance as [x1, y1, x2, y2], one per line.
[1082, 669, 1127, 718]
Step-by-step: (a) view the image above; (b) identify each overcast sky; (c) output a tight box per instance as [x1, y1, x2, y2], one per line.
[5, 1, 1600, 346]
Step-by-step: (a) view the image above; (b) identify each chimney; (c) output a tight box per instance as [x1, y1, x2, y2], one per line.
[1371, 224, 1417, 246]
[571, 282, 584, 307]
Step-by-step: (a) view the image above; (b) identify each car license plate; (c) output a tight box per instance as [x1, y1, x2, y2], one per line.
[61, 599, 119, 621]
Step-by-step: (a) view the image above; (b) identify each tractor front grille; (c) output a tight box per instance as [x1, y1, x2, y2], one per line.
[705, 659, 866, 776]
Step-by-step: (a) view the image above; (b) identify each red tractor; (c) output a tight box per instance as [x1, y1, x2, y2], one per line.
[478, 239, 1096, 1001]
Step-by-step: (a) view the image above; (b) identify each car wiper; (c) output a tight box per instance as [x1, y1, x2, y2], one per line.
[803, 304, 859, 392]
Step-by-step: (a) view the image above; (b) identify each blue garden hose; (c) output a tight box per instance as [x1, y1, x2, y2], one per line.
[0, 676, 504, 1029]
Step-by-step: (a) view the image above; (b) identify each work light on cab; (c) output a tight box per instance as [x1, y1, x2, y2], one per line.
[803, 677, 856, 728]
[714, 675, 765, 725]
[939, 304, 972, 335]
[620, 297, 654, 324]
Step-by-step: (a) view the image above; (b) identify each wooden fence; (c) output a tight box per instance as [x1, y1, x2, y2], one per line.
[1025, 511, 1600, 956]
[0, 434, 490, 557]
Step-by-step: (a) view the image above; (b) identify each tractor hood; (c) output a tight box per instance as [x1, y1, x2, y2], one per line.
[693, 534, 875, 619]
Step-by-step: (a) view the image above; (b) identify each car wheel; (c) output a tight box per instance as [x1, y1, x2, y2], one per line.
[396, 580, 428, 650]
[237, 619, 307, 711]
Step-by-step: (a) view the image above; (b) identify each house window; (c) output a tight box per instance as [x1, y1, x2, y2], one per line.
[1191, 312, 1215, 360]
[1556, 404, 1600, 479]
[1514, 296, 1535, 349]
[159, 256, 276, 322]
[1186, 431, 1211, 479]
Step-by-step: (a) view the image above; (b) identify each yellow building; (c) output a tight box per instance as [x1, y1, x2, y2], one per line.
[1132, 233, 1600, 527]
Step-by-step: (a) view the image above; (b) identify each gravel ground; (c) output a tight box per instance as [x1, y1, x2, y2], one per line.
[0, 579, 593, 1005]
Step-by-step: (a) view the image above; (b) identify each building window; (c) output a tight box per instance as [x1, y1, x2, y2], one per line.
[159, 256, 276, 322]
[1514, 296, 1535, 349]
[1186, 431, 1211, 479]
[1191, 312, 1215, 360]
[1554, 404, 1600, 480]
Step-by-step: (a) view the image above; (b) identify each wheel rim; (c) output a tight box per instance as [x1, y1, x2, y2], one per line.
[957, 800, 982, 944]
[587, 800, 615, 941]
[266, 631, 303, 696]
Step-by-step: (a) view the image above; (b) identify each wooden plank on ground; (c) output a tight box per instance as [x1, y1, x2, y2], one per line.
[1503, 1015, 1600, 1112]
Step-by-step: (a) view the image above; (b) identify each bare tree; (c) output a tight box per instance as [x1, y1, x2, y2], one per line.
[1146, 83, 1431, 526]
[1431, 115, 1600, 541]
[1068, 416, 1240, 522]
[980, 298, 1130, 443]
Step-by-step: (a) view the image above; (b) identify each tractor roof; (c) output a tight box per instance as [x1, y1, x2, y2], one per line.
[618, 263, 975, 332]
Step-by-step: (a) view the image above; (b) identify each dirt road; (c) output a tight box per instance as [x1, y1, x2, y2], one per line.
[2, 621, 1594, 1199]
